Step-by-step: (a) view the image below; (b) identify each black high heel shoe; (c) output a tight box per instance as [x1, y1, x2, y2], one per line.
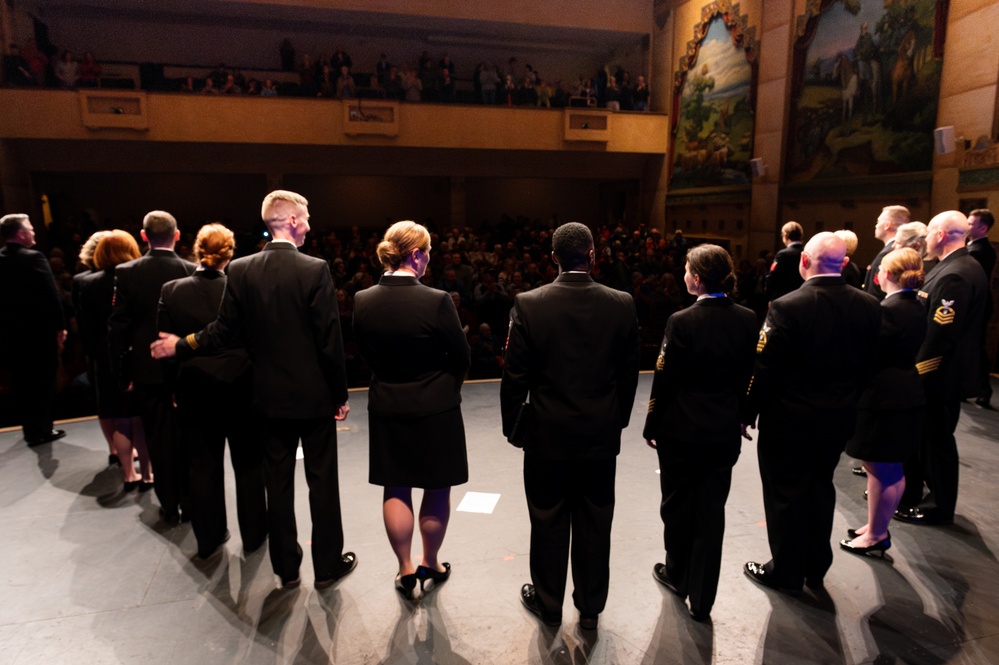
[839, 536, 891, 558]
[395, 573, 417, 599]
[416, 562, 451, 592]
[847, 527, 890, 539]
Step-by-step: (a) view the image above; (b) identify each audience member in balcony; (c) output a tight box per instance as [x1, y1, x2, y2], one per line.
[179, 76, 196, 93]
[360, 74, 386, 99]
[552, 80, 571, 108]
[383, 66, 404, 100]
[299, 54, 317, 97]
[633, 75, 650, 111]
[220, 73, 242, 95]
[439, 53, 455, 77]
[209, 63, 229, 88]
[503, 74, 516, 106]
[261, 79, 278, 96]
[54, 50, 80, 88]
[79, 231, 150, 489]
[440, 68, 455, 103]
[376, 53, 391, 86]
[245, 79, 261, 95]
[479, 64, 499, 105]
[618, 72, 633, 110]
[403, 67, 422, 102]
[332, 47, 352, 72]
[536, 79, 553, 108]
[19, 40, 47, 86]
[524, 64, 538, 85]
[419, 58, 440, 102]
[200, 77, 219, 94]
[317, 64, 335, 97]
[418, 50, 433, 74]
[517, 77, 538, 106]
[78, 51, 101, 88]
[336, 66, 356, 99]
[604, 76, 621, 111]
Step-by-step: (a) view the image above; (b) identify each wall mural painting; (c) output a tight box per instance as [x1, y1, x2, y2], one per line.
[671, 3, 758, 191]
[787, 0, 944, 182]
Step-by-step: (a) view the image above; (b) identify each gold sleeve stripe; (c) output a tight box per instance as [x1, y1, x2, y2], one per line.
[185, 333, 199, 350]
[746, 376, 755, 395]
[916, 357, 942, 374]
[647, 398, 656, 414]
[933, 307, 955, 325]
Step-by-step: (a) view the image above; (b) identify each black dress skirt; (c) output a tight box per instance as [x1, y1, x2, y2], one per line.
[846, 406, 922, 463]
[368, 407, 468, 488]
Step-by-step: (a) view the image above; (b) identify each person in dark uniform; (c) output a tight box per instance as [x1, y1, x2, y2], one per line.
[0, 213, 66, 445]
[863, 205, 910, 300]
[352, 221, 470, 600]
[742, 232, 881, 594]
[896, 211, 988, 525]
[108, 211, 196, 522]
[966, 208, 996, 409]
[644, 244, 758, 621]
[842, 248, 926, 556]
[78, 230, 149, 489]
[157, 224, 266, 559]
[501, 222, 640, 631]
[835, 229, 863, 288]
[764, 221, 804, 301]
[152, 191, 355, 590]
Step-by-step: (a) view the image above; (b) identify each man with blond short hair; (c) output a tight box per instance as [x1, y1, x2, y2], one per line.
[864, 205, 910, 300]
[152, 190, 356, 590]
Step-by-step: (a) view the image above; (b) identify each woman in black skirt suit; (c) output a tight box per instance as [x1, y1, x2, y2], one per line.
[353, 221, 471, 599]
[841, 248, 927, 556]
[643, 244, 759, 621]
[78, 230, 150, 489]
[157, 224, 267, 559]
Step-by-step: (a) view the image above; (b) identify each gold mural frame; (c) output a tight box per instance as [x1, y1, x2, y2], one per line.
[672, 0, 760, 96]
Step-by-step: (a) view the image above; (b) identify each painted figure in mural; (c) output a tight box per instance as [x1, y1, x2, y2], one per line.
[853, 22, 880, 114]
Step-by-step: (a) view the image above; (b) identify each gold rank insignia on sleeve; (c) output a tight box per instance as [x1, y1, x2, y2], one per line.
[756, 323, 770, 352]
[656, 354, 664, 372]
[647, 397, 656, 413]
[933, 299, 955, 325]
[916, 356, 942, 374]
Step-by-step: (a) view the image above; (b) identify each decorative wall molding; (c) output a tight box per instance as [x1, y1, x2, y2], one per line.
[673, 0, 759, 93]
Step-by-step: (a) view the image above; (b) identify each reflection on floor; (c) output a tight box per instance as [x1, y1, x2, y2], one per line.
[1, 376, 997, 664]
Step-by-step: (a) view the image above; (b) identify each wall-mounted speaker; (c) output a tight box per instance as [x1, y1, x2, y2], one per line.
[749, 158, 766, 178]
[934, 126, 955, 155]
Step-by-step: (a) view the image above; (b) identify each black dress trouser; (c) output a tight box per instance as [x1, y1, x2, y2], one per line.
[524, 453, 616, 618]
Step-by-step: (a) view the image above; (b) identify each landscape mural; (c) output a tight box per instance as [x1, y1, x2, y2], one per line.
[671, 16, 755, 190]
[787, 0, 942, 182]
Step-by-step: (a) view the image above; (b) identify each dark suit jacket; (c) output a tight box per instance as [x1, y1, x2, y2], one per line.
[916, 248, 988, 400]
[857, 290, 926, 410]
[643, 297, 758, 466]
[743, 275, 881, 442]
[76, 269, 114, 364]
[108, 248, 196, 387]
[764, 242, 804, 301]
[178, 242, 348, 419]
[352, 274, 470, 418]
[967, 237, 996, 284]
[500, 272, 640, 460]
[158, 270, 250, 396]
[0, 243, 64, 348]
[863, 240, 894, 300]
[841, 260, 863, 289]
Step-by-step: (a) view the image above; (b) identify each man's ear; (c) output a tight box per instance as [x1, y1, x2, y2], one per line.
[174, 229, 181, 242]
[140, 230, 148, 243]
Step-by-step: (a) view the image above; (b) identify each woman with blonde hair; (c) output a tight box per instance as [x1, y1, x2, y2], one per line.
[841, 248, 927, 556]
[157, 223, 266, 558]
[352, 220, 470, 599]
[78, 230, 150, 489]
[834, 229, 862, 288]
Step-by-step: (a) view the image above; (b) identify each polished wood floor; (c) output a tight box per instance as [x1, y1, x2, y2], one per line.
[1, 376, 997, 664]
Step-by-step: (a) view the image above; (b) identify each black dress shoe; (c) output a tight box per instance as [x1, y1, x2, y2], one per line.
[975, 397, 995, 410]
[520, 583, 561, 627]
[852, 466, 867, 477]
[138, 481, 154, 493]
[281, 576, 301, 590]
[652, 563, 683, 597]
[688, 607, 711, 622]
[743, 562, 801, 596]
[109, 454, 121, 467]
[315, 552, 357, 589]
[26, 429, 66, 446]
[395, 573, 418, 600]
[122, 480, 140, 493]
[848, 527, 889, 539]
[197, 530, 230, 560]
[893, 506, 953, 525]
[158, 507, 181, 526]
[579, 613, 599, 630]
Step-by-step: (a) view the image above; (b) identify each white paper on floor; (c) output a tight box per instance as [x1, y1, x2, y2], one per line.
[456, 491, 501, 514]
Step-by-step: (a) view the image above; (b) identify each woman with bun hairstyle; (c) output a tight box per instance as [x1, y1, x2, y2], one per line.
[157, 224, 266, 559]
[643, 243, 759, 622]
[352, 220, 470, 599]
[79, 230, 150, 489]
[841, 248, 927, 557]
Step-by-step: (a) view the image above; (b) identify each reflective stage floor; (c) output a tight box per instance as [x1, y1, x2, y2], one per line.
[1, 375, 997, 664]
